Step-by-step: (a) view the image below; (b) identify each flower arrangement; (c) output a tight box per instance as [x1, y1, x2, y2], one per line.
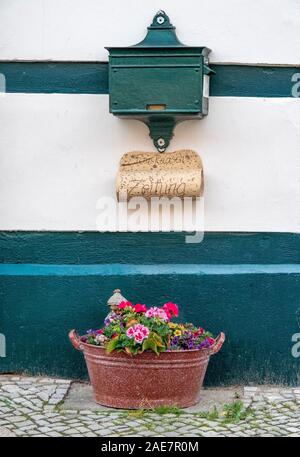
[83, 301, 215, 355]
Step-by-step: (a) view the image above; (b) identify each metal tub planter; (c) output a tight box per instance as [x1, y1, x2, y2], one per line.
[69, 290, 225, 409]
[69, 330, 225, 409]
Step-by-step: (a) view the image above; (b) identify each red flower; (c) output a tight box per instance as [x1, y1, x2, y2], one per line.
[207, 337, 215, 346]
[111, 333, 118, 339]
[163, 302, 179, 318]
[96, 329, 104, 334]
[133, 303, 147, 313]
[118, 301, 133, 309]
[194, 327, 204, 337]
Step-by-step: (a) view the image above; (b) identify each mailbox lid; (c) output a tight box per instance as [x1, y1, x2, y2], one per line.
[108, 48, 204, 115]
[107, 46, 210, 59]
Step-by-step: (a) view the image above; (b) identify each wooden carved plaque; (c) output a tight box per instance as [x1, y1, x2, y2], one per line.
[116, 150, 203, 201]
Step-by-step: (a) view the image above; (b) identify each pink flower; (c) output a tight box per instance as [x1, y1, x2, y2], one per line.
[163, 302, 179, 318]
[133, 303, 147, 313]
[145, 307, 169, 321]
[140, 326, 149, 337]
[134, 332, 144, 343]
[126, 324, 150, 344]
[118, 301, 133, 309]
[126, 327, 136, 338]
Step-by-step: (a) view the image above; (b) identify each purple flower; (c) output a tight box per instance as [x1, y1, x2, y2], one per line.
[197, 338, 210, 349]
[171, 336, 179, 345]
[188, 341, 195, 349]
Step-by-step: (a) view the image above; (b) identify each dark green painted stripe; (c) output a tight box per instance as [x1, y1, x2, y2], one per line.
[0, 232, 299, 265]
[211, 65, 300, 97]
[1, 231, 299, 385]
[0, 62, 108, 94]
[0, 263, 299, 276]
[0, 62, 298, 97]
[1, 268, 299, 385]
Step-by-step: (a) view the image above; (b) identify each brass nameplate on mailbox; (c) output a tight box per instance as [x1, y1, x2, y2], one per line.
[116, 150, 203, 201]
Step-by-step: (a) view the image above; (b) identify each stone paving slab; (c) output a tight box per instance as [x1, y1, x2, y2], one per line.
[64, 382, 243, 413]
[0, 375, 299, 437]
[0, 426, 15, 437]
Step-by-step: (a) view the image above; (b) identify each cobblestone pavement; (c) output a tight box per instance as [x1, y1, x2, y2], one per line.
[0, 375, 299, 437]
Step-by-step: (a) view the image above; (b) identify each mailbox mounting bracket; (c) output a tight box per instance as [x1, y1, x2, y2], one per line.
[147, 117, 175, 152]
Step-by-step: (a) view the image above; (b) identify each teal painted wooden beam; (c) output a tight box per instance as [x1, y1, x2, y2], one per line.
[0, 232, 299, 264]
[0, 62, 299, 97]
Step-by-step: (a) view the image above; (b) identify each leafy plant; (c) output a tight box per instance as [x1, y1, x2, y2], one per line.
[153, 405, 183, 416]
[198, 406, 219, 421]
[221, 401, 254, 423]
[82, 300, 216, 356]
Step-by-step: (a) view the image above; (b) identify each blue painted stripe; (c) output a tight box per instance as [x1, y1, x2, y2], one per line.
[0, 263, 299, 276]
[0, 62, 298, 97]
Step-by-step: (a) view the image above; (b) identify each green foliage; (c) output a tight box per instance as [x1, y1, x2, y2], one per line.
[86, 335, 95, 345]
[221, 401, 254, 423]
[198, 406, 219, 421]
[141, 332, 166, 355]
[85, 301, 216, 356]
[102, 307, 173, 355]
[123, 405, 183, 419]
[106, 337, 120, 353]
[141, 336, 159, 355]
[153, 405, 183, 416]
[197, 401, 254, 424]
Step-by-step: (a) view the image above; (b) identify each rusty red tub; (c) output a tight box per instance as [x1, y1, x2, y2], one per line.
[69, 330, 225, 409]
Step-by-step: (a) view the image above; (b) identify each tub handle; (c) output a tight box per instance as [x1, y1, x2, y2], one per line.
[69, 329, 84, 352]
[209, 332, 225, 355]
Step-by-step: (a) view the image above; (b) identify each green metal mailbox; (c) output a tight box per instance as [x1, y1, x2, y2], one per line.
[106, 11, 214, 152]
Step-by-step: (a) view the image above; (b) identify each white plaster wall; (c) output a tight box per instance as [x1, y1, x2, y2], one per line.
[1, 0, 300, 64]
[0, 94, 299, 232]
